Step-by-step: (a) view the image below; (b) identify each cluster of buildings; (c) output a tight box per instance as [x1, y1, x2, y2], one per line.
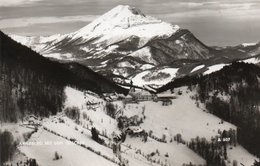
[124, 87, 176, 105]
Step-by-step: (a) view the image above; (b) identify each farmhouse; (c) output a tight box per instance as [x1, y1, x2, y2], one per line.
[22, 115, 41, 129]
[126, 126, 145, 137]
[126, 87, 155, 102]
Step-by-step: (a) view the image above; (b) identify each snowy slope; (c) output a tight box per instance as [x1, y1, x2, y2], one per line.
[202, 56, 260, 75]
[113, 86, 257, 165]
[1, 123, 33, 142]
[125, 137, 205, 166]
[23, 87, 207, 165]
[64, 87, 119, 136]
[17, 87, 119, 166]
[6, 85, 258, 166]
[191, 65, 205, 73]
[132, 68, 179, 87]
[64, 87, 103, 108]
[140, 87, 236, 141]
[240, 57, 260, 64]
[128, 47, 157, 65]
[24, 4, 180, 58]
[21, 86, 205, 166]
[65, 5, 179, 48]
[226, 145, 257, 166]
[10, 34, 62, 53]
[241, 43, 257, 47]
[204, 64, 227, 75]
[19, 129, 117, 166]
[42, 116, 117, 160]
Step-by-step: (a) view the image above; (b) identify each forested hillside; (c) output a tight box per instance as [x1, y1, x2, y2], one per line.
[197, 62, 260, 158]
[158, 62, 260, 158]
[0, 31, 127, 122]
[61, 62, 128, 94]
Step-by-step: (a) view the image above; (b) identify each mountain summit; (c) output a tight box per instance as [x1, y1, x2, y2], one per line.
[51, 5, 180, 51]
[11, 5, 181, 56]
[73, 5, 178, 41]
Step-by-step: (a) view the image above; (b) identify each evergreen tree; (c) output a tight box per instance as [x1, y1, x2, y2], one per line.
[91, 127, 99, 142]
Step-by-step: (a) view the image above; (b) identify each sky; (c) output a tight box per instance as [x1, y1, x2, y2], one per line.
[0, 0, 260, 46]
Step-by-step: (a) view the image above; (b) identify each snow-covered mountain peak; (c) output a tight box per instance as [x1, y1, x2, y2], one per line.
[107, 5, 146, 17]
[67, 5, 180, 46]
[74, 5, 152, 34]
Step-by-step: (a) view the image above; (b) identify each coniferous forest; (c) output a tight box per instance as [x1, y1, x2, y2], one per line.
[197, 62, 260, 158]
[0, 31, 127, 122]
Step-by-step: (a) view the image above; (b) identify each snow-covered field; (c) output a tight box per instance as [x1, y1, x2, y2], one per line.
[191, 65, 205, 73]
[0, 123, 35, 165]
[226, 145, 257, 166]
[15, 87, 210, 165]
[64, 87, 103, 107]
[19, 129, 117, 166]
[1, 123, 33, 142]
[204, 64, 227, 75]
[42, 116, 116, 158]
[129, 47, 157, 65]
[124, 137, 205, 166]
[132, 87, 235, 141]
[240, 57, 260, 64]
[64, 87, 120, 136]
[132, 68, 179, 87]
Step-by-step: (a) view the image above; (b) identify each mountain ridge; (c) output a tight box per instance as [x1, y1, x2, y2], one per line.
[9, 5, 260, 88]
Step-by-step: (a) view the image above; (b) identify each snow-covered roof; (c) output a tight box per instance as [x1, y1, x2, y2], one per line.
[26, 115, 38, 120]
[129, 90, 152, 98]
[125, 94, 133, 99]
[143, 85, 156, 92]
[157, 93, 175, 98]
[127, 126, 144, 133]
[110, 95, 118, 99]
